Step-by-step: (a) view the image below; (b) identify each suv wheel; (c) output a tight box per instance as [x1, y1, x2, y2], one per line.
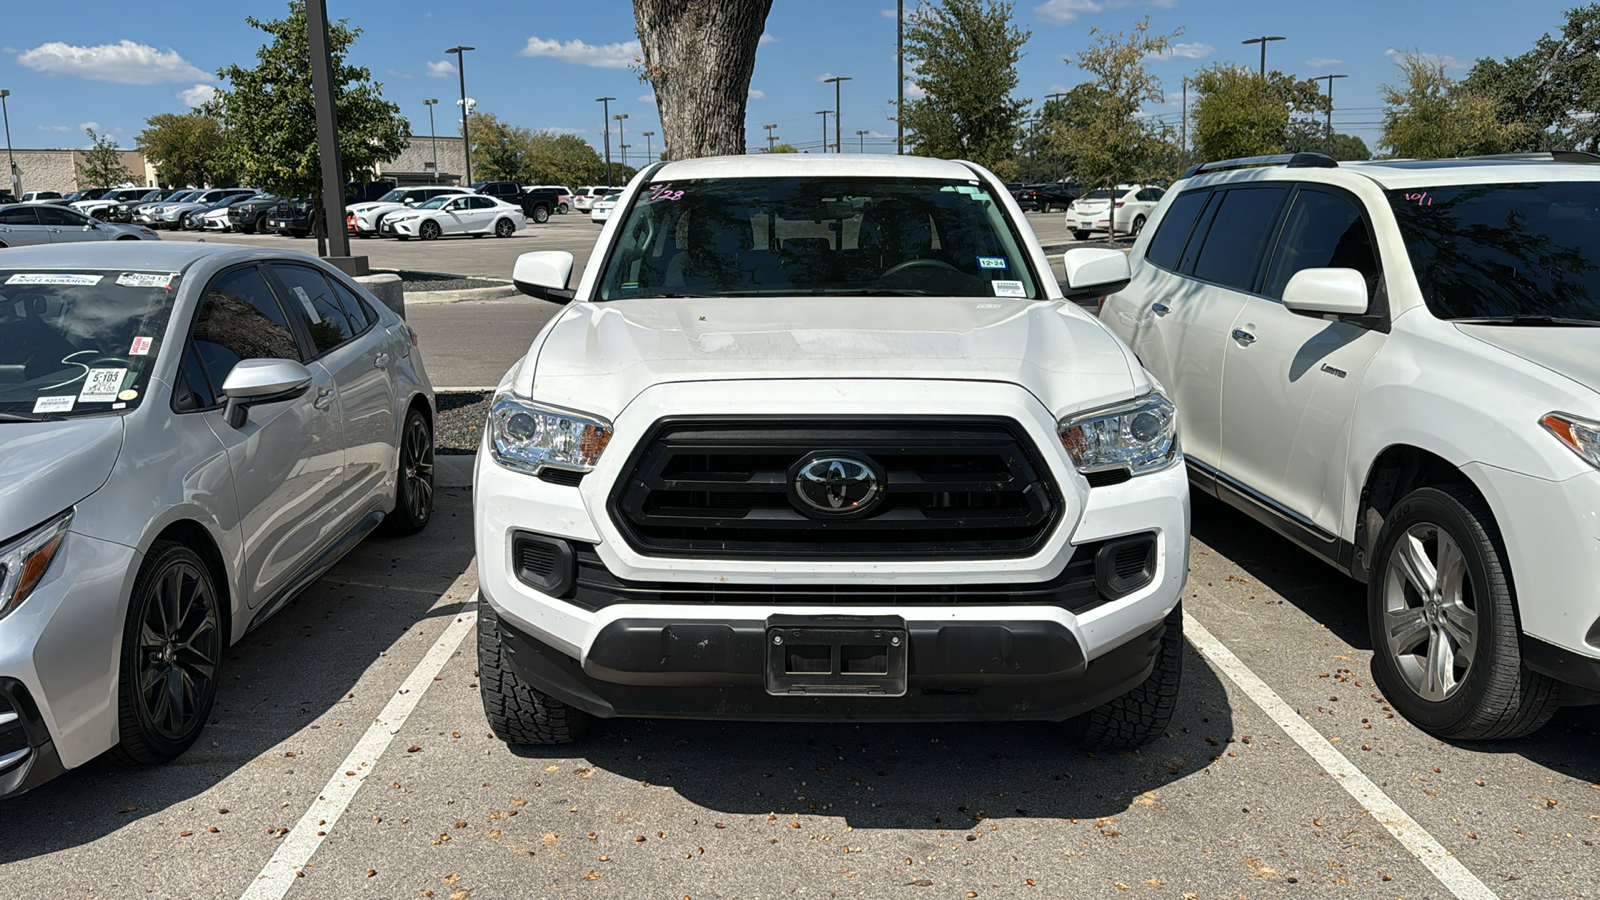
[1073, 604, 1183, 748]
[557, 202, 569, 214]
[478, 600, 591, 744]
[1368, 485, 1561, 740]
[1072, 230, 1091, 242]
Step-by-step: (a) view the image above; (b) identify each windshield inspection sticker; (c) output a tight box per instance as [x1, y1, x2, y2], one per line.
[977, 256, 1008, 270]
[33, 396, 75, 414]
[78, 367, 127, 403]
[291, 285, 322, 324]
[991, 280, 1026, 298]
[118, 389, 139, 401]
[7, 273, 103, 286]
[130, 336, 153, 356]
[116, 272, 174, 288]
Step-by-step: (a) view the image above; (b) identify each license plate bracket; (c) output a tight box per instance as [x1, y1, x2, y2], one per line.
[764, 615, 908, 697]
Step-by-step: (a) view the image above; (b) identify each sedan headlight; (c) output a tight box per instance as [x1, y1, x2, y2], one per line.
[0, 509, 73, 622]
[1541, 413, 1600, 469]
[488, 393, 613, 475]
[1059, 393, 1179, 476]
[390, 214, 419, 224]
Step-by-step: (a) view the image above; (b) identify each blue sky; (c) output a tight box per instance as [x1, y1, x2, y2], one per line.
[0, 0, 1578, 160]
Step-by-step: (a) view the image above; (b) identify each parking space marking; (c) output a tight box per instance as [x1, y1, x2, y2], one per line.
[1182, 611, 1499, 900]
[238, 593, 479, 900]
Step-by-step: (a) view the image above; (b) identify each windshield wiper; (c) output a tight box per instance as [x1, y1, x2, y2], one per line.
[1454, 315, 1600, 327]
[0, 411, 47, 423]
[818, 288, 947, 297]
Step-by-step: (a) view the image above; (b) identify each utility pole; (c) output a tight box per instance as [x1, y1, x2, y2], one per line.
[855, 129, 869, 153]
[613, 114, 628, 176]
[896, 0, 904, 154]
[824, 75, 851, 153]
[422, 98, 439, 183]
[309, 0, 355, 268]
[763, 123, 778, 152]
[446, 45, 474, 185]
[1044, 91, 1066, 182]
[596, 97, 615, 184]
[1180, 78, 1187, 163]
[642, 130, 655, 162]
[0, 90, 16, 197]
[816, 110, 830, 153]
[1313, 73, 1348, 154]
[1240, 35, 1285, 78]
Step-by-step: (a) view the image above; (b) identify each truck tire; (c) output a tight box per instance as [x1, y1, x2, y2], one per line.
[531, 205, 551, 224]
[478, 600, 591, 745]
[1073, 604, 1183, 749]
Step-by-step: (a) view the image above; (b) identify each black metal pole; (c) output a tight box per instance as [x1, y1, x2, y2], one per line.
[449, 48, 473, 185]
[897, 0, 904, 154]
[598, 97, 614, 184]
[307, 0, 349, 260]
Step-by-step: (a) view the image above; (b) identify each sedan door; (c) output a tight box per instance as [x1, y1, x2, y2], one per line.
[35, 205, 102, 243]
[437, 197, 473, 234]
[467, 196, 501, 232]
[0, 205, 51, 247]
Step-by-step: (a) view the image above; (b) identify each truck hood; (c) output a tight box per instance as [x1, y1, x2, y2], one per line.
[514, 297, 1143, 420]
[0, 417, 123, 541]
[1458, 324, 1600, 396]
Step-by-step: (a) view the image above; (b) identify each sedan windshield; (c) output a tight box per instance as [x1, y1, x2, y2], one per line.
[414, 197, 450, 210]
[597, 176, 1041, 300]
[373, 189, 410, 203]
[0, 270, 180, 420]
[1389, 182, 1600, 322]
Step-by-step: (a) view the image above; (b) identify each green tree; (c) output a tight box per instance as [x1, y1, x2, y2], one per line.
[901, 0, 1031, 175]
[768, 143, 799, 153]
[466, 111, 535, 183]
[75, 128, 134, 188]
[1461, 4, 1600, 150]
[525, 132, 606, 185]
[1057, 16, 1181, 233]
[1188, 64, 1327, 162]
[1380, 52, 1525, 158]
[1281, 121, 1371, 160]
[1017, 84, 1104, 182]
[207, 0, 408, 200]
[137, 111, 234, 187]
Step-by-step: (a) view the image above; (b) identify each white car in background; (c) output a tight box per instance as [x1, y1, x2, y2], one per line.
[198, 204, 236, 232]
[347, 186, 471, 237]
[1067, 185, 1164, 241]
[386, 194, 525, 241]
[589, 193, 619, 225]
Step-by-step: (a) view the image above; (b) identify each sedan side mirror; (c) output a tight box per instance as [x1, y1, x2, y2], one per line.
[1282, 268, 1369, 317]
[1061, 247, 1131, 299]
[513, 250, 577, 303]
[221, 358, 313, 429]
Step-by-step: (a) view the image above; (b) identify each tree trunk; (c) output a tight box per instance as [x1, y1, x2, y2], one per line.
[634, 0, 773, 160]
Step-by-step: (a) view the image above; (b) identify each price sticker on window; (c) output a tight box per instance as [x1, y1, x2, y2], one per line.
[991, 280, 1026, 298]
[292, 285, 322, 324]
[78, 368, 128, 403]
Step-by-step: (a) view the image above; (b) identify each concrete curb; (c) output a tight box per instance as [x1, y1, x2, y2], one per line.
[406, 284, 520, 305]
[436, 454, 476, 489]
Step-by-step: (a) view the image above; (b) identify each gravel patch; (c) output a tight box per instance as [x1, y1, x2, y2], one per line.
[379, 269, 510, 293]
[434, 390, 490, 455]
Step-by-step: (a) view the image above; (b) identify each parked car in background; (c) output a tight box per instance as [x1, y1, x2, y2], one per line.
[1067, 185, 1164, 240]
[264, 198, 313, 238]
[58, 188, 115, 212]
[0, 241, 436, 798]
[472, 181, 559, 224]
[346, 186, 471, 238]
[0, 193, 14, 206]
[387, 194, 525, 240]
[148, 188, 257, 230]
[76, 188, 159, 222]
[0, 203, 160, 247]
[524, 185, 574, 214]
[18, 191, 62, 204]
[130, 190, 198, 226]
[226, 194, 284, 234]
[108, 188, 183, 223]
[1013, 182, 1079, 213]
[1096, 150, 1600, 740]
[589, 192, 620, 224]
[346, 181, 397, 205]
[199, 197, 258, 232]
[571, 187, 601, 212]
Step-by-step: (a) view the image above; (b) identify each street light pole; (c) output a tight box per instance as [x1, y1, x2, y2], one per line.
[1313, 73, 1348, 153]
[824, 75, 851, 153]
[595, 97, 615, 184]
[855, 129, 869, 153]
[1044, 91, 1066, 182]
[1240, 35, 1286, 78]
[1180, 78, 1187, 163]
[896, 0, 904, 154]
[446, 46, 475, 185]
[308, 0, 353, 264]
[613, 114, 628, 175]
[815, 110, 830, 152]
[422, 98, 439, 183]
[0, 90, 16, 197]
[643, 130, 655, 162]
[763, 123, 777, 153]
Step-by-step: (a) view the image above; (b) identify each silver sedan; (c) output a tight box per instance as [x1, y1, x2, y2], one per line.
[0, 203, 159, 247]
[0, 243, 435, 797]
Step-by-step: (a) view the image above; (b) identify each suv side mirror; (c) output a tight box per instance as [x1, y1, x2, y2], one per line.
[1061, 247, 1132, 298]
[1282, 268, 1369, 317]
[513, 250, 577, 304]
[221, 358, 314, 428]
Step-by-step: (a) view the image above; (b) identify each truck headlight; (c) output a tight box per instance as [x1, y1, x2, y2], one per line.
[1541, 413, 1600, 469]
[0, 509, 73, 622]
[1059, 393, 1179, 476]
[488, 393, 613, 475]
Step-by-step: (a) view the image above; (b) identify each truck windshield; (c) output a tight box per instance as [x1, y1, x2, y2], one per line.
[1389, 181, 1600, 322]
[596, 177, 1040, 300]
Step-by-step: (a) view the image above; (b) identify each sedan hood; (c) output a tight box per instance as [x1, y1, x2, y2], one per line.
[348, 201, 406, 215]
[0, 417, 123, 541]
[514, 296, 1142, 420]
[1458, 325, 1600, 396]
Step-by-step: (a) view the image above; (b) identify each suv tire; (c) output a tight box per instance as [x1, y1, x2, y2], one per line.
[478, 600, 592, 744]
[1367, 485, 1561, 740]
[1074, 603, 1183, 748]
[1072, 230, 1091, 242]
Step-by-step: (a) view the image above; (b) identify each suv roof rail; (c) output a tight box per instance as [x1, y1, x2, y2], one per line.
[1180, 151, 1338, 179]
[1464, 150, 1600, 164]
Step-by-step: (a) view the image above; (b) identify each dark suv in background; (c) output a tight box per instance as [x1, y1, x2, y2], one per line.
[472, 181, 560, 224]
[227, 194, 284, 233]
[1013, 182, 1079, 212]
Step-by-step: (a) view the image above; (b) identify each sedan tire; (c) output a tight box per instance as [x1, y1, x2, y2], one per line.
[494, 218, 516, 238]
[419, 220, 441, 241]
[379, 407, 435, 536]
[1072, 230, 1091, 242]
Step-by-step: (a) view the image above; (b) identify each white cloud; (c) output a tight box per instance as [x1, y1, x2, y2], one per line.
[40, 120, 99, 133]
[1305, 57, 1344, 68]
[519, 36, 640, 69]
[426, 60, 456, 78]
[880, 8, 898, 18]
[906, 81, 927, 100]
[18, 40, 209, 84]
[543, 126, 587, 136]
[1034, 0, 1175, 25]
[759, 33, 779, 45]
[178, 83, 217, 108]
[748, 88, 767, 100]
[1385, 47, 1469, 70]
[385, 68, 415, 80]
[1149, 41, 1214, 61]
[815, 71, 838, 83]
[638, 92, 656, 104]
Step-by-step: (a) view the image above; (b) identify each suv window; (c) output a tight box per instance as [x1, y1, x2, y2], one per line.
[1144, 189, 1209, 271]
[1262, 188, 1379, 301]
[271, 263, 360, 354]
[1189, 186, 1289, 291]
[190, 267, 303, 395]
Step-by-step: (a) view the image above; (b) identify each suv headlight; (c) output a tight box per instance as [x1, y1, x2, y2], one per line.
[1059, 393, 1179, 476]
[1541, 413, 1600, 469]
[488, 393, 613, 475]
[0, 509, 73, 622]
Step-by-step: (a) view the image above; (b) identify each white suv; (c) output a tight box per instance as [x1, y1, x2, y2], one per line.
[474, 155, 1191, 748]
[1090, 150, 1600, 740]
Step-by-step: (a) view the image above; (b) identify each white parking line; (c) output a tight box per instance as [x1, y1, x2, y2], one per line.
[238, 595, 479, 900]
[1182, 611, 1499, 900]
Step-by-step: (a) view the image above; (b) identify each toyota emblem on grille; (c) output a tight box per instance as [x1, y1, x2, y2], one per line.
[792, 455, 885, 517]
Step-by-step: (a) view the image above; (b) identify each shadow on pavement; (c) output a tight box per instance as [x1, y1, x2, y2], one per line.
[508, 639, 1235, 830]
[0, 490, 476, 863]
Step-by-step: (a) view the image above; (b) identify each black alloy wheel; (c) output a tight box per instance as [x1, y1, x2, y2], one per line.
[495, 217, 515, 238]
[111, 542, 222, 764]
[380, 408, 435, 535]
[1130, 215, 1147, 237]
[419, 220, 442, 241]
